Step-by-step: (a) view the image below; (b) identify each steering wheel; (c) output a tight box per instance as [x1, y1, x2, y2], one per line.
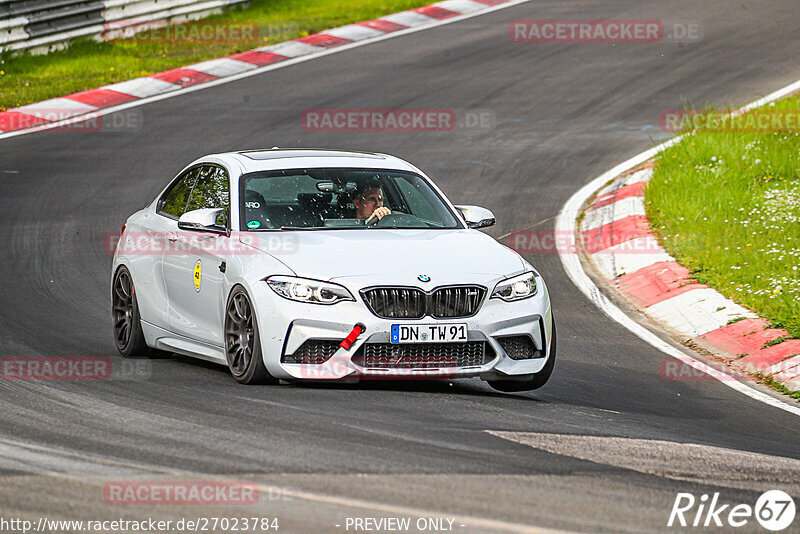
[368, 212, 427, 228]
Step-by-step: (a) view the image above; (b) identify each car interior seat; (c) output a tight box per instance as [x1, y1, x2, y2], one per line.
[243, 189, 271, 228]
[296, 193, 333, 226]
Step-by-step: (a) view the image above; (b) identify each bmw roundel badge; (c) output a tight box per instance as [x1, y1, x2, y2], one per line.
[418, 274, 431, 283]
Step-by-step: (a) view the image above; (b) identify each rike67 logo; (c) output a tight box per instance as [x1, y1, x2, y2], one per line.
[669, 490, 796, 531]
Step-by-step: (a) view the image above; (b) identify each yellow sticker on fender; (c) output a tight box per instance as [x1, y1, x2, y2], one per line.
[193, 260, 202, 292]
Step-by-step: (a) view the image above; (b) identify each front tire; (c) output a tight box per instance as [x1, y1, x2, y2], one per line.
[112, 266, 149, 357]
[225, 286, 275, 385]
[488, 320, 557, 393]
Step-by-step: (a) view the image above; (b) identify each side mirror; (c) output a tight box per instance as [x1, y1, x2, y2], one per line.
[455, 205, 496, 229]
[178, 208, 227, 233]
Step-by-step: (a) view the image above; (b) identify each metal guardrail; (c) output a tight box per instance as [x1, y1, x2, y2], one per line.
[0, 0, 248, 54]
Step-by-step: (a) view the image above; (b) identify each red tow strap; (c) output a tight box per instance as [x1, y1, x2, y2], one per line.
[339, 324, 365, 350]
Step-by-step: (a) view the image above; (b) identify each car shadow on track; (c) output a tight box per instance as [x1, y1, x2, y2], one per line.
[142, 353, 548, 401]
[291, 379, 545, 400]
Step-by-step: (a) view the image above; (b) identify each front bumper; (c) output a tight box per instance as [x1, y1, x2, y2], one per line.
[251, 277, 553, 382]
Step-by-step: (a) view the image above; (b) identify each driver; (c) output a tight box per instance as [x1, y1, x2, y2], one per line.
[353, 184, 391, 222]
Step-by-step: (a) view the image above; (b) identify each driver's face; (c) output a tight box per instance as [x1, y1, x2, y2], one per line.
[355, 188, 383, 218]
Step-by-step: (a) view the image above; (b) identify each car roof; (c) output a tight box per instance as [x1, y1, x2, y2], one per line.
[202, 149, 421, 175]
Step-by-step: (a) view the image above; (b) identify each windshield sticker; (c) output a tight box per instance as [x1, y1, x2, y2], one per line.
[247, 220, 261, 229]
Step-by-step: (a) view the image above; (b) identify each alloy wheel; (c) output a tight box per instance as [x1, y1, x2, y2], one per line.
[112, 269, 134, 350]
[226, 292, 254, 376]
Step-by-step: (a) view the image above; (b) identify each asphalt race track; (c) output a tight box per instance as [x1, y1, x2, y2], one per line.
[1, 1, 800, 532]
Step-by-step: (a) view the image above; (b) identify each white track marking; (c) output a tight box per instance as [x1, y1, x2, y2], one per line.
[765, 356, 800, 377]
[323, 24, 385, 41]
[590, 237, 673, 279]
[622, 167, 653, 185]
[380, 11, 439, 27]
[15, 98, 97, 117]
[257, 40, 325, 57]
[784, 376, 800, 390]
[581, 196, 646, 230]
[771, 364, 800, 383]
[645, 288, 756, 338]
[103, 77, 180, 98]
[186, 58, 257, 76]
[556, 79, 800, 417]
[433, 0, 487, 14]
[595, 168, 653, 198]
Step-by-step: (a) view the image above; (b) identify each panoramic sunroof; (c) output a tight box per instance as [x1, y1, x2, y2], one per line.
[239, 149, 386, 161]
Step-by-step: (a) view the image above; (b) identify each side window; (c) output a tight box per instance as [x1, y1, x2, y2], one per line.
[185, 165, 230, 223]
[159, 167, 200, 218]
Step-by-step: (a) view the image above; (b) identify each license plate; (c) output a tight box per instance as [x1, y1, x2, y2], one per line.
[390, 323, 468, 344]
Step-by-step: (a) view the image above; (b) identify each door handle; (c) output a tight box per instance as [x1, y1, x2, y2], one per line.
[167, 233, 178, 243]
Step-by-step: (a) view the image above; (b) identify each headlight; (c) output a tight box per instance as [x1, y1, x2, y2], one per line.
[266, 276, 355, 305]
[491, 271, 537, 302]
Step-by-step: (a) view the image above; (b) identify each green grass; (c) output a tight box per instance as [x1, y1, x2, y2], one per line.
[763, 335, 792, 349]
[756, 373, 800, 401]
[647, 97, 800, 339]
[726, 316, 747, 325]
[0, 0, 432, 110]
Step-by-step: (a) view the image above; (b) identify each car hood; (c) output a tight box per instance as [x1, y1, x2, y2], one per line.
[242, 229, 526, 285]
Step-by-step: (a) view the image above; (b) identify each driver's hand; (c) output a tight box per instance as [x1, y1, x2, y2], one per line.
[371, 207, 391, 220]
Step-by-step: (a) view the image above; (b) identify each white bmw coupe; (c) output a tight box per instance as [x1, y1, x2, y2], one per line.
[112, 149, 555, 391]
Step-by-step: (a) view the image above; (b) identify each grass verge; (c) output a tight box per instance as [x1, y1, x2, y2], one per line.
[0, 0, 433, 110]
[757, 373, 800, 400]
[647, 98, 800, 342]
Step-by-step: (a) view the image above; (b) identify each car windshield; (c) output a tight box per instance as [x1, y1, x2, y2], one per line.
[240, 168, 462, 230]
